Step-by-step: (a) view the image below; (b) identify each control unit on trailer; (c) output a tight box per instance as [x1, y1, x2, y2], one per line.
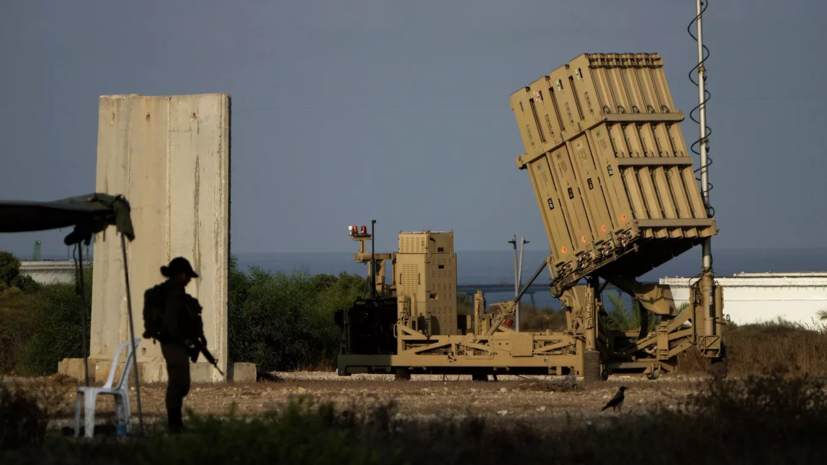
[335, 51, 726, 381]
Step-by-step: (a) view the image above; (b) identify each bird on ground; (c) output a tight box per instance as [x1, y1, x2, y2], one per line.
[601, 386, 627, 413]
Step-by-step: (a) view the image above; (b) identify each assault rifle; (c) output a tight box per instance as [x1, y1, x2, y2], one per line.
[188, 336, 224, 377]
[180, 294, 224, 376]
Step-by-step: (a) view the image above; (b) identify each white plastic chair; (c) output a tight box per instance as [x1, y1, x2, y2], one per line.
[74, 338, 141, 438]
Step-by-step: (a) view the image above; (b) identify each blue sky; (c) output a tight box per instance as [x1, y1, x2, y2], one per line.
[1, 0, 825, 256]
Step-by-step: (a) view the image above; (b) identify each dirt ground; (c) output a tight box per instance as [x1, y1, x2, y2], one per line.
[5, 371, 712, 432]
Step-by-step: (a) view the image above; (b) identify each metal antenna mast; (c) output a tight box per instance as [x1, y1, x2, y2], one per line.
[371, 220, 377, 299]
[690, 0, 717, 338]
[696, 0, 712, 273]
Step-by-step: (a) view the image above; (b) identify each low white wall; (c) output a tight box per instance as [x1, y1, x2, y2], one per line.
[19, 260, 89, 285]
[660, 272, 827, 326]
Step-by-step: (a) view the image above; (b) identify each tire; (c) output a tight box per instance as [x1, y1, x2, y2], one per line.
[394, 368, 411, 381]
[646, 367, 661, 380]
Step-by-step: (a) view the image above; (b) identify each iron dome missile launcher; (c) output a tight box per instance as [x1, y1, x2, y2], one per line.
[335, 53, 726, 381]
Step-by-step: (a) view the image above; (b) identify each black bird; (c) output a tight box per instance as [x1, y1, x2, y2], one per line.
[601, 386, 627, 413]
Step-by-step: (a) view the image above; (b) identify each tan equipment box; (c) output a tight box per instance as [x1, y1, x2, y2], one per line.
[396, 231, 458, 336]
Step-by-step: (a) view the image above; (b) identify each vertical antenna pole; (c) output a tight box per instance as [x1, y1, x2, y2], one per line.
[697, 0, 712, 273]
[371, 220, 376, 299]
[696, 0, 715, 338]
[517, 236, 528, 332]
[508, 236, 517, 329]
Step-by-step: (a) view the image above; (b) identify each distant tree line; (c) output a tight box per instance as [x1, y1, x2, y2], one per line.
[0, 251, 367, 376]
[2, 249, 827, 378]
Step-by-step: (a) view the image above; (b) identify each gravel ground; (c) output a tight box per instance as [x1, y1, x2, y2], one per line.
[4, 371, 712, 432]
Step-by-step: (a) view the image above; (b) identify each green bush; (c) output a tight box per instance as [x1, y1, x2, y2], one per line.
[0, 252, 39, 294]
[0, 288, 35, 374]
[603, 291, 660, 333]
[0, 251, 21, 287]
[10, 274, 39, 294]
[228, 257, 366, 372]
[0, 265, 91, 376]
[14, 280, 91, 376]
[519, 305, 567, 332]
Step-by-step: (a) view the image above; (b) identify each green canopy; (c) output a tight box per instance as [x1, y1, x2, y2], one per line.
[0, 193, 134, 244]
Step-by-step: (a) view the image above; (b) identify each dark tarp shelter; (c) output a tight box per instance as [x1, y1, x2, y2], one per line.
[0, 193, 143, 434]
[0, 193, 134, 240]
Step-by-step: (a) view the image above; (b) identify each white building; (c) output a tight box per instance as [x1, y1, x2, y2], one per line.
[19, 260, 89, 285]
[660, 272, 827, 326]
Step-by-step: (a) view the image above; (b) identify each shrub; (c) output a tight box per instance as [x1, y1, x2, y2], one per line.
[603, 291, 663, 333]
[721, 320, 827, 376]
[456, 292, 473, 315]
[0, 266, 91, 376]
[689, 369, 827, 432]
[0, 288, 36, 374]
[0, 251, 20, 287]
[0, 252, 39, 294]
[6, 374, 827, 464]
[677, 318, 827, 377]
[4, 398, 403, 465]
[141, 398, 401, 465]
[228, 258, 366, 372]
[10, 274, 39, 294]
[0, 384, 49, 452]
[519, 305, 567, 332]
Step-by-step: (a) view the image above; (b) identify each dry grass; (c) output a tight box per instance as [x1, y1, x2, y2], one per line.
[678, 319, 827, 377]
[724, 320, 827, 375]
[514, 306, 827, 379]
[518, 305, 567, 332]
[4, 371, 827, 464]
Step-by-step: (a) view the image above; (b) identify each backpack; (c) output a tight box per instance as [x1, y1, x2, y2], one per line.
[142, 284, 166, 341]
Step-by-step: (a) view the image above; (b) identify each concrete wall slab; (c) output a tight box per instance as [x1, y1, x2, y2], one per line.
[89, 93, 230, 382]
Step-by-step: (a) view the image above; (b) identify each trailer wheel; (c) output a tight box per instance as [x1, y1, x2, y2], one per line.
[601, 369, 609, 381]
[472, 372, 488, 382]
[646, 367, 661, 381]
[394, 368, 411, 381]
